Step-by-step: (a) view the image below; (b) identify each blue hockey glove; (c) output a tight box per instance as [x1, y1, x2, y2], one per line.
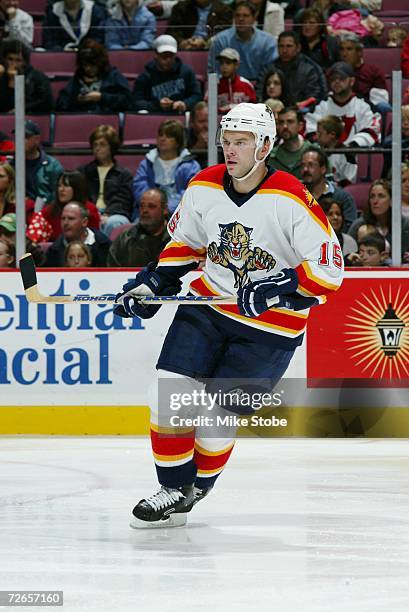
[114, 264, 182, 319]
[237, 269, 298, 317]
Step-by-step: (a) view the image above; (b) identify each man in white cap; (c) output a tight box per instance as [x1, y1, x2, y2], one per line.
[132, 34, 202, 113]
[114, 103, 344, 528]
[216, 47, 256, 114]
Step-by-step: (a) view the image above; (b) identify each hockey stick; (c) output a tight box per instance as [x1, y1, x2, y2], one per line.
[19, 253, 238, 305]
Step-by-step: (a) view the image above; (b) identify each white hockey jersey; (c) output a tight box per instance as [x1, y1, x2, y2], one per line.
[157, 164, 344, 349]
[305, 93, 381, 148]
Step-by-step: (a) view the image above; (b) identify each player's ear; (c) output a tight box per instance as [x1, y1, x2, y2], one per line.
[261, 136, 271, 155]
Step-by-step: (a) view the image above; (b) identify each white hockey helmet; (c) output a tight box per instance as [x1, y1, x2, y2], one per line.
[219, 103, 277, 156]
[218, 103, 276, 181]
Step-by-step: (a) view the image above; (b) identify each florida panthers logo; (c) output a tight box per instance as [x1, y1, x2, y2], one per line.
[208, 222, 276, 288]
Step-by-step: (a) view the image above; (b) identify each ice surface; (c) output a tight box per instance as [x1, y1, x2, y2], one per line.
[1, 437, 409, 612]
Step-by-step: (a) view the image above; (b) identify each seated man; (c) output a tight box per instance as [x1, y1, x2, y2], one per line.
[186, 100, 208, 169]
[132, 34, 202, 113]
[107, 188, 170, 267]
[105, 0, 156, 50]
[42, 0, 106, 51]
[0, 40, 53, 114]
[339, 32, 390, 112]
[45, 202, 110, 267]
[166, 0, 232, 50]
[0, 0, 33, 47]
[257, 30, 327, 109]
[269, 106, 314, 179]
[209, 1, 278, 83]
[18, 120, 63, 206]
[305, 62, 381, 150]
[301, 148, 357, 233]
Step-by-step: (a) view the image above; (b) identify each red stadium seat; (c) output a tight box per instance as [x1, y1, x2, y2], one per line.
[178, 50, 208, 82]
[53, 114, 120, 148]
[0, 114, 51, 144]
[20, 0, 46, 17]
[122, 113, 185, 147]
[115, 154, 145, 175]
[344, 182, 370, 211]
[357, 153, 383, 181]
[31, 52, 76, 78]
[33, 21, 42, 48]
[50, 79, 69, 100]
[362, 47, 402, 77]
[108, 50, 144, 79]
[54, 154, 94, 170]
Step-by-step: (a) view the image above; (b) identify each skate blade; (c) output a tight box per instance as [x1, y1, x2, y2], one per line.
[130, 513, 187, 529]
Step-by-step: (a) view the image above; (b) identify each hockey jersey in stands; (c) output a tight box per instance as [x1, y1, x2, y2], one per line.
[305, 93, 381, 148]
[157, 164, 344, 349]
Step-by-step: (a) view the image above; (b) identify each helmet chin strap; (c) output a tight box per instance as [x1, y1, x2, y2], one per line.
[233, 143, 271, 183]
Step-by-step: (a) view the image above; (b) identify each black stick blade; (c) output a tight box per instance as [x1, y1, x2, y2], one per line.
[19, 253, 37, 290]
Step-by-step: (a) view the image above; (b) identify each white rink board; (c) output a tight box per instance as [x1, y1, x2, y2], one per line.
[0, 270, 306, 406]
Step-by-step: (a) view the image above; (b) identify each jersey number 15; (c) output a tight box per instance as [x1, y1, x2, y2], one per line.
[318, 242, 343, 269]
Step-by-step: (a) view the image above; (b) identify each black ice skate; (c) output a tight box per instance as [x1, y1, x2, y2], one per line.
[192, 486, 213, 507]
[130, 485, 194, 529]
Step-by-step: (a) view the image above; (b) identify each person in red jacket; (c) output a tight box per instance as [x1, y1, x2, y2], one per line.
[215, 47, 256, 114]
[402, 33, 409, 78]
[27, 170, 100, 242]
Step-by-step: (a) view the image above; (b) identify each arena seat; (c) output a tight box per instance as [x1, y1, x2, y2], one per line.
[178, 50, 208, 82]
[374, 9, 409, 17]
[33, 21, 43, 48]
[115, 154, 145, 175]
[53, 113, 120, 148]
[357, 153, 384, 182]
[20, 0, 46, 18]
[108, 50, 143, 79]
[363, 47, 402, 77]
[31, 52, 76, 78]
[122, 113, 185, 146]
[0, 113, 52, 144]
[344, 182, 370, 211]
[54, 154, 94, 170]
[50, 79, 69, 101]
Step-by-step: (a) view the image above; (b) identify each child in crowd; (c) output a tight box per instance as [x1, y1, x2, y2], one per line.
[317, 115, 357, 186]
[64, 241, 92, 267]
[216, 48, 256, 114]
[386, 26, 407, 48]
[347, 233, 388, 267]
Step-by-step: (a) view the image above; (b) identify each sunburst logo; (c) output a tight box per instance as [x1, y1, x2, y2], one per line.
[344, 285, 409, 378]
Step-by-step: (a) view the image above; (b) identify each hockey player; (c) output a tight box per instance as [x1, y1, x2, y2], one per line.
[114, 103, 344, 528]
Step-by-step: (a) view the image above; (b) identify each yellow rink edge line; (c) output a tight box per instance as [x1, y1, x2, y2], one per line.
[1, 406, 409, 436]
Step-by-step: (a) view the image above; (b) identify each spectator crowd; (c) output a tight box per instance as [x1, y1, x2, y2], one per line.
[1, 0, 409, 268]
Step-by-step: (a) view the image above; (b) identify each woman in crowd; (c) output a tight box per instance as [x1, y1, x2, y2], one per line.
[348, 179, 409, 263]
[320, 197, 357, 256]
[64, 241, 92, 267]
[31, 171, 100, 242]
[402, 162, 409, 217]
[79, 125, 134, 238]
[259, 68, 287, 106]
[0, 163, 35, 223]
[298, 8, 340, 69]
[133, 119, 201, 215]
[56, 39, 133, 113]
[0, 237, 15, 268]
